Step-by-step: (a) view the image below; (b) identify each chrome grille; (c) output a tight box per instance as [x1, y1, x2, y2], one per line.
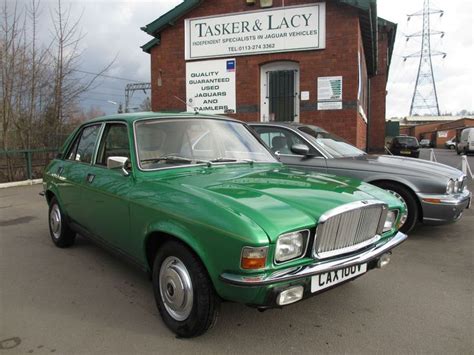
[314, 201, 388, 258]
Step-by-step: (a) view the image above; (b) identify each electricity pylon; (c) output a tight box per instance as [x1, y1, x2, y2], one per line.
[125, 83, 151, 113]
[404, 0, 446, 116]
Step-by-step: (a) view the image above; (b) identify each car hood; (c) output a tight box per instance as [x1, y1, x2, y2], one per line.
[331, 154, 463, 180]
[141, 164, 401, 242]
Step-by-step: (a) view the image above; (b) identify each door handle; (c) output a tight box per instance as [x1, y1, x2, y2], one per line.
[56, 166, 64, 176]
[86, 173, 95, 183]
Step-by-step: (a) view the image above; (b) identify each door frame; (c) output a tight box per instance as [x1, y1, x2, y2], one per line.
[260, 61, 300, 123]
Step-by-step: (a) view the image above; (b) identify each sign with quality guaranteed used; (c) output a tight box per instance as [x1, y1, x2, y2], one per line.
[186, 59, 236, 114]
[185, 4, 326, 60]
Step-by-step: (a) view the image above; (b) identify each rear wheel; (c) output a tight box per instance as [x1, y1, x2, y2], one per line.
[373, 182, 418, 234]
[152, 240, 220, 338]
[48, 197, 76, 248]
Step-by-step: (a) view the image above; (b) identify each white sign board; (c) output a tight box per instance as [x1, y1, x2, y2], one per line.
[186, 59, 236, 114]
[185, 4, 326, 60]
[318, 101, 343, 110]
[438, 131, 448, 138]
[317, 76, 342, 110]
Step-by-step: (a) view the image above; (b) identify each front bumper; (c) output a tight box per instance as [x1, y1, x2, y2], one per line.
[220, 231, 407, 287]
[418, 189, 471, 224]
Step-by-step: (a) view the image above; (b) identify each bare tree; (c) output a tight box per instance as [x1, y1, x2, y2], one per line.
[0, 0, 115, 181]
[48, 0, 114, 147]
[0, 1, 26, 180]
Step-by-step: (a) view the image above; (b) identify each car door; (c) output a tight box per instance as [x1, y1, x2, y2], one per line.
[80, 122, 133, 251]
[56, 124, 102, 224]
[253, 125, 328, 173]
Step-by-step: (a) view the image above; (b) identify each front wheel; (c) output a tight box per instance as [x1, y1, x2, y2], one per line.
[373, 182, 419, 234]
[152, 240, 220, 338]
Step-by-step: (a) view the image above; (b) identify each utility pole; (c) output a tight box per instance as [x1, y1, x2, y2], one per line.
[404, 0, 446, 116]
[125, 83, 151, 113]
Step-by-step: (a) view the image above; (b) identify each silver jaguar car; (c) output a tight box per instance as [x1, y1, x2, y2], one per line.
[250, 122, 471, 233]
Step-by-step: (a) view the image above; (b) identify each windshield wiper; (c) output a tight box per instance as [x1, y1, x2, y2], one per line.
[141, 156, 256, 167]
[141, 156, 209, 165]
[209, 157, 238, 163]
[210, 157, 255, 166]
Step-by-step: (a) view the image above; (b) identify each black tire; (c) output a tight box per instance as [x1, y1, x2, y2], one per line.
[48, 197, 76, 248]
[152, 240, 220, 338]
[456, 148, 461, 155]
[449, 145, 455, 150]
[373, 181, 419, 234]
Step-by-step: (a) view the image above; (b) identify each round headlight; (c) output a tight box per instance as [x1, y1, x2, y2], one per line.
[446, 179, 455, 194]
[275, 230, 308, 263]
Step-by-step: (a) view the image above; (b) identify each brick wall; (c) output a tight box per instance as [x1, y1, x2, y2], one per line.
[149, 0, 389, 149]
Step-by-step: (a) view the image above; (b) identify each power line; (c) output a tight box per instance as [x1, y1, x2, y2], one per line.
[73, 69, 143, 83]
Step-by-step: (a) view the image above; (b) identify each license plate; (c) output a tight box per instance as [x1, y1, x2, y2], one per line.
[401, 150, 411, 154]
[311, 264, 367, 293]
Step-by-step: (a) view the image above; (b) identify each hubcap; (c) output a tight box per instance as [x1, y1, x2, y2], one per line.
[159, 256, 193, 321]
[387, 190, 408, 227]
[50, 204, 62, 239]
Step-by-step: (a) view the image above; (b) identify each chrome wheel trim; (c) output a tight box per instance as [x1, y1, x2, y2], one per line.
[50, 204, 62, 240]
[159, 256, 193, 321]
[387, 189, 408, 227]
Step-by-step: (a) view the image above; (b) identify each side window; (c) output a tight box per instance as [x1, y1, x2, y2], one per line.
[255, 127, 316, 156]
[96, 123, 130, 166]
[68, 124, 101, 163]
[66, 134, 81, 161]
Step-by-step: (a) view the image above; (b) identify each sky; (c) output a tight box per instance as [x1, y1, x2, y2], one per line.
[12, 0, 474, 117]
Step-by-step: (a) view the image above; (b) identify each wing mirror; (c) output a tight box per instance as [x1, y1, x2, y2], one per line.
[291, 144, 310, 156]
[107, 156, 131, 176]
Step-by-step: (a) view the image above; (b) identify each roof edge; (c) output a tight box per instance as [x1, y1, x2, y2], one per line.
[141, 0, 202, 36]
[141, 37, 161, 54]
[378, 17, 397, 73]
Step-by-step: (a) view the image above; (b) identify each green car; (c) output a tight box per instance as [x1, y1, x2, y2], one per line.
[43, 112, 407, 338]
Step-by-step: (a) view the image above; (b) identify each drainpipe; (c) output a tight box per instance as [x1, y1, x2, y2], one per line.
[366, 77, 371, 152]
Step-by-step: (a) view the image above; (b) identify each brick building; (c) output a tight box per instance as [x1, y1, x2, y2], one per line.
[141, 0, 396, 151]
[400, 118, 474, 148]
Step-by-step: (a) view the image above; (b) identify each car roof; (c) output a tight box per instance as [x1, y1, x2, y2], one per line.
[85, 112, 242, 125]
[249, 121, 305, 128]
[248, 121, 328, 132]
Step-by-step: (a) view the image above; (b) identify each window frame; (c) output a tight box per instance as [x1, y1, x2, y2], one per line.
[64, 123, 104, 165]
[133, 117, 279, 172]
[94, 121, 131, 168]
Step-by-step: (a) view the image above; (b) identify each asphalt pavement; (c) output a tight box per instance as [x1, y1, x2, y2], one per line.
[0, 149, 473, 354]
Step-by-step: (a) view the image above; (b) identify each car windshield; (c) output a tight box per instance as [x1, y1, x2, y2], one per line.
[135, 118, 277, 169]
[297, 126, 365, 158]
[395, 137, 418, 147]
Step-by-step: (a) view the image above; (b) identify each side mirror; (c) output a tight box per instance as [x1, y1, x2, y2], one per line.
[291, 144, 310, 156]
[107, 156, 131, 176]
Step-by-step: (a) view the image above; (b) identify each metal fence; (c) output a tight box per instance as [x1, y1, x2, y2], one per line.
[0, 148, 59, 183]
